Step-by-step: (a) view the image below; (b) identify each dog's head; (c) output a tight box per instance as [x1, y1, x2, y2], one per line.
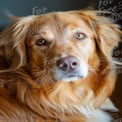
[0, 10, 121, 84]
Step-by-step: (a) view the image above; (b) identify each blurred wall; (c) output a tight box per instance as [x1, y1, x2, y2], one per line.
[0, 0, 95, 29]
[1, 0, 121, 28]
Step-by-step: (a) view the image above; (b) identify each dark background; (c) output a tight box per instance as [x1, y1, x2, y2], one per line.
[0, 0, 122, 28]
[0, 0, 94, 29]
[0, 0, 122, 120]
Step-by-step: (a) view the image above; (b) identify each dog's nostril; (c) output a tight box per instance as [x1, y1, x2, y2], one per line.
[63, 63, 68, 68]
[71, 62, 78, 70]
[59, 63, 68, 71]
[72, 62, 77, 66]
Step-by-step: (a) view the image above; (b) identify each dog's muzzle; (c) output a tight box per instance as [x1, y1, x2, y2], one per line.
[55, 56, 88, 82]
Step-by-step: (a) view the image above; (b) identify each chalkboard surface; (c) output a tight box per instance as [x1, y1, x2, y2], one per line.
[0, 0, 94, 28]
[0, 0, 121, 27]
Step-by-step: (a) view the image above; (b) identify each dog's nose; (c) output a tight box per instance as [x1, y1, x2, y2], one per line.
[57, 56, 79, 71]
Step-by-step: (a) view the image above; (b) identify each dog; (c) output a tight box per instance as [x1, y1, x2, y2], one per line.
[0, 10, 121, 122]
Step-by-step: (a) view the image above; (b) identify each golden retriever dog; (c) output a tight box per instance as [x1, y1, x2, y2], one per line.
[0, 10, 121, 122]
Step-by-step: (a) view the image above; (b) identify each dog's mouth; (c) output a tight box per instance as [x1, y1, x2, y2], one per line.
[55, 70, 86, 82]
[60, 75, 83, 82]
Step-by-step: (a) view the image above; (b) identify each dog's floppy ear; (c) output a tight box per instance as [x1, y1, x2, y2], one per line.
[0, 17, 32, 72]
[77, 10, 121, 62]
[91, 13, 121, 61]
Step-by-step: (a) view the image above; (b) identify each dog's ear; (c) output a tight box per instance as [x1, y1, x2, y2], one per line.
[77, 10, 121, 62]
[0, 17, 32, 72]
[91, 13, 121, 61]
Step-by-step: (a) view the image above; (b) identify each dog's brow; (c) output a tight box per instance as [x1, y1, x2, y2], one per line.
[40, 30, 55, 40]
[66, 25, 84, 34]
[66, 22, 93, 37]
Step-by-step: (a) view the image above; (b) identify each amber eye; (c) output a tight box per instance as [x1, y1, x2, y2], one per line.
[76, 33, 86, 40]
[36, 38, 47, 46]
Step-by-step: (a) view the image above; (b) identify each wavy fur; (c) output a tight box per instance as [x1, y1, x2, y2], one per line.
[0, 10, 121, 122]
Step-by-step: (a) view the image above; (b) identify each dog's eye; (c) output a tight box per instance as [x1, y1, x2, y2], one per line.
[76, 33, 86, 40]
[36, 38, 47, 46]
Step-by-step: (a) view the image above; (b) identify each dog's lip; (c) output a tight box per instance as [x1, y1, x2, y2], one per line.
[59, 75, 83, 80]
[67, 75, 83, 78]
[57, 71, 85, 81]
[64, 71, 84, 78]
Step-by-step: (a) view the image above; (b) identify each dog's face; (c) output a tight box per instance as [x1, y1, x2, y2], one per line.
[26, 12, 96, 82]
[0, 10, 121, 84]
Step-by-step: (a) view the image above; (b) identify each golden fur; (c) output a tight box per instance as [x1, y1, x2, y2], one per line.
[0, 10, 121, 122]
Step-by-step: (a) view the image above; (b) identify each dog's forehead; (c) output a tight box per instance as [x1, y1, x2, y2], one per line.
[26, 12, 92, 37]
[42, 12, 87, 27]
[36, 12, 92, 33]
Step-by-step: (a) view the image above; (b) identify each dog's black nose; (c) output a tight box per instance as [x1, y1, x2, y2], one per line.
[57, 56, 79, 71]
